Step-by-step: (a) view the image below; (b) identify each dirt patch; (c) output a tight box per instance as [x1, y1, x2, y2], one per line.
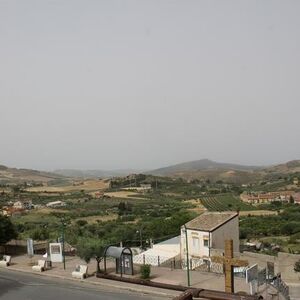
[26, 179, 109, 193]
[104, 191, 145, 199]
[74, 214, 118, 224]
[239, 210, 278, 216]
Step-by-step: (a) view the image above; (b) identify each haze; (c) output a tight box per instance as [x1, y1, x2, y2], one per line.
[1, 0, 299, 171]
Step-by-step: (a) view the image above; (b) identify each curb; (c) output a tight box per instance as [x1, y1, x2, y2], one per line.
[3, 267, 177, 298]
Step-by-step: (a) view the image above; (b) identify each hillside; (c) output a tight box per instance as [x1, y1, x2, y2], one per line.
[262, 160, 300, 174]
[148, 159, 261, 183]
[0, 164, 65, 184]
[53, 168, 143, 178]
[148, 159, 300, 184]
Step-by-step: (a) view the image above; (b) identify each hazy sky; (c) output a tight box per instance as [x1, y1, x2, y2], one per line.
[1, 0, 300, 171]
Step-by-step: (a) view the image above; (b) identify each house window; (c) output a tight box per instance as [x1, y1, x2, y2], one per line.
[192, 237, 200, 252]
[203, 237, 209, 247]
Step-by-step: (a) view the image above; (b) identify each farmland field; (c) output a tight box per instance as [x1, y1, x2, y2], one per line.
[200, 194, 255, 211]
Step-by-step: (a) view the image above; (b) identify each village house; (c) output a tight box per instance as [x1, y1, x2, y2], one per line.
[180, 212, 239, 260]
[240, 191, 295, 204]
[13, 199, 33, 210]
[46, 200, 66, 208]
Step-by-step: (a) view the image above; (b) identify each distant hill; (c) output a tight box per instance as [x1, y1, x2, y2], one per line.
[53, 169, 144, 178]
[149, 159, 259, 175]
[147, 159, 299, 184]
[0, 164, 65, 184]
[262, 160, 300, 175]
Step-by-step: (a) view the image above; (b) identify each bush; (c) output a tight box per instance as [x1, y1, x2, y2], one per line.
[294, 260, 300, 273]
[140, 264, 151, 279]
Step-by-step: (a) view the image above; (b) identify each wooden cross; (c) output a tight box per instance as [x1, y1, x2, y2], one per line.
[211, 240, 248, 294]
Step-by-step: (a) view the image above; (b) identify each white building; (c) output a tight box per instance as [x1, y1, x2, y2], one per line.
[13, 200, 33, 210]
[46, 201, 66, 208]
[180, 212, 239, 260]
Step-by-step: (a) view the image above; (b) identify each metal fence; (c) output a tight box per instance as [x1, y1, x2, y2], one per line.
[272, 275, 290, 300]
[133, 254, 248, 278]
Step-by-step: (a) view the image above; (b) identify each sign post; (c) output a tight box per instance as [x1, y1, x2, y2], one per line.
[27, 238, 34, 257]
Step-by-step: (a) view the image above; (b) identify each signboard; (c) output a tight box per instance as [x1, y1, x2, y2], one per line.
[117, 254, 133, 275]
[246, 264, 258, 283]
[49, 243, 63, 262]
[27, 239, 34, 256]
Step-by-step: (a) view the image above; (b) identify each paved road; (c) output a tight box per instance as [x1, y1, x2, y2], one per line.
[0, 270, 167, 300]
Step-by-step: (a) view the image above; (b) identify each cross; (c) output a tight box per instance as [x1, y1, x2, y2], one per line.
[211, 239, 248, 294]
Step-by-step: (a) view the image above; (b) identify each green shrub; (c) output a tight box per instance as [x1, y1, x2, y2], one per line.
[294, 260, 300, 273]
[140, 264, 151, 279]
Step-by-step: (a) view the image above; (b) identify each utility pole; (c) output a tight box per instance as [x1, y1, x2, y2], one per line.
[183, 224, 191, 286]
[61, 218, 66, 270]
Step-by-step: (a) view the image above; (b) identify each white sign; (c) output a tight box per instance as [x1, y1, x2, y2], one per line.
[27, 239, 34, 256]
[49, 243, 63, 262]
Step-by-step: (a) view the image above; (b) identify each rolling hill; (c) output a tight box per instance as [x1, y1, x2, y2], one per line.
[53, 168, 143, 178]
[148, 159, 300, 184]
[0, 164, 65, 184]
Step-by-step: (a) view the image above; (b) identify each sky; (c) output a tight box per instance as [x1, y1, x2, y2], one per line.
[0, 0, 300, 171]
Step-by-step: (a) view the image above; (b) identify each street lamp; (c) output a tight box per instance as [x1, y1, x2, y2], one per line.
[182, 224, 191, 286]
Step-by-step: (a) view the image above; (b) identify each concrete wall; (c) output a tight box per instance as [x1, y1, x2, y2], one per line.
[277, 252, 300, 281]
[239, 251, 300, 282]
[211, 217, 239, 253]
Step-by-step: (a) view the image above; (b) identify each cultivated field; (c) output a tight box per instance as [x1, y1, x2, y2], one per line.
[200, 194, 255, 211]
[26, 179, 109, 193]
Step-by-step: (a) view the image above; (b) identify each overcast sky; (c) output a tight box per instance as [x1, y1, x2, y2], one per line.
[0, 0, 299, 171]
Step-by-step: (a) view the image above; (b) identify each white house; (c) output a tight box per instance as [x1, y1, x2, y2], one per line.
[180, 212, 239, 260]
[46, 201, 66, 208]
[13, 200, 33, 210]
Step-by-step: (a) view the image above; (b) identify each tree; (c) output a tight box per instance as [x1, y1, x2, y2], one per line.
[76, 239, 106, 272]
[289, 196, 295, 204]
[0, 215, 17, 245]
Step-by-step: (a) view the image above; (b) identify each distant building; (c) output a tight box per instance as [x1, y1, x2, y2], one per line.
[139, 184, 152, 192]
[241, 191, 295, 204]
[180, 212, 239, 260]
[13, 199, 33, 210]
[293, 178, 299, 185]
[46, 201, 66, 208]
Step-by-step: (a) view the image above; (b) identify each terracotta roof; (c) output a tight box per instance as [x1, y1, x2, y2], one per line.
[184, 211, 238, 232]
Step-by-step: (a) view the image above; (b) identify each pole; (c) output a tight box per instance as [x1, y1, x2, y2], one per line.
[183, 224, 191, 286]
[61, 219, 66, 270]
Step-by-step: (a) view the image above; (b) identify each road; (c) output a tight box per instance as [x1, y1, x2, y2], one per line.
[0, 270, 168, 300]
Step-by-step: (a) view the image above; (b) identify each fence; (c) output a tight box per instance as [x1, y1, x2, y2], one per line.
[272, 275, 290, 300]
[133, 254, 248, 278]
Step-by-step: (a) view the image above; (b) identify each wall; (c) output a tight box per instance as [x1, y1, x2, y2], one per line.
[239, 251, 300, 282]
[180, 228, 210, 259]
[211, 217, 239, 253]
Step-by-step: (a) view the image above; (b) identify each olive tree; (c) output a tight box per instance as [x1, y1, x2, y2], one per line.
[76, 239, 106, 272]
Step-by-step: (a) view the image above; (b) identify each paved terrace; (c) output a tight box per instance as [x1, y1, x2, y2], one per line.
[1, 254, 295, 299]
